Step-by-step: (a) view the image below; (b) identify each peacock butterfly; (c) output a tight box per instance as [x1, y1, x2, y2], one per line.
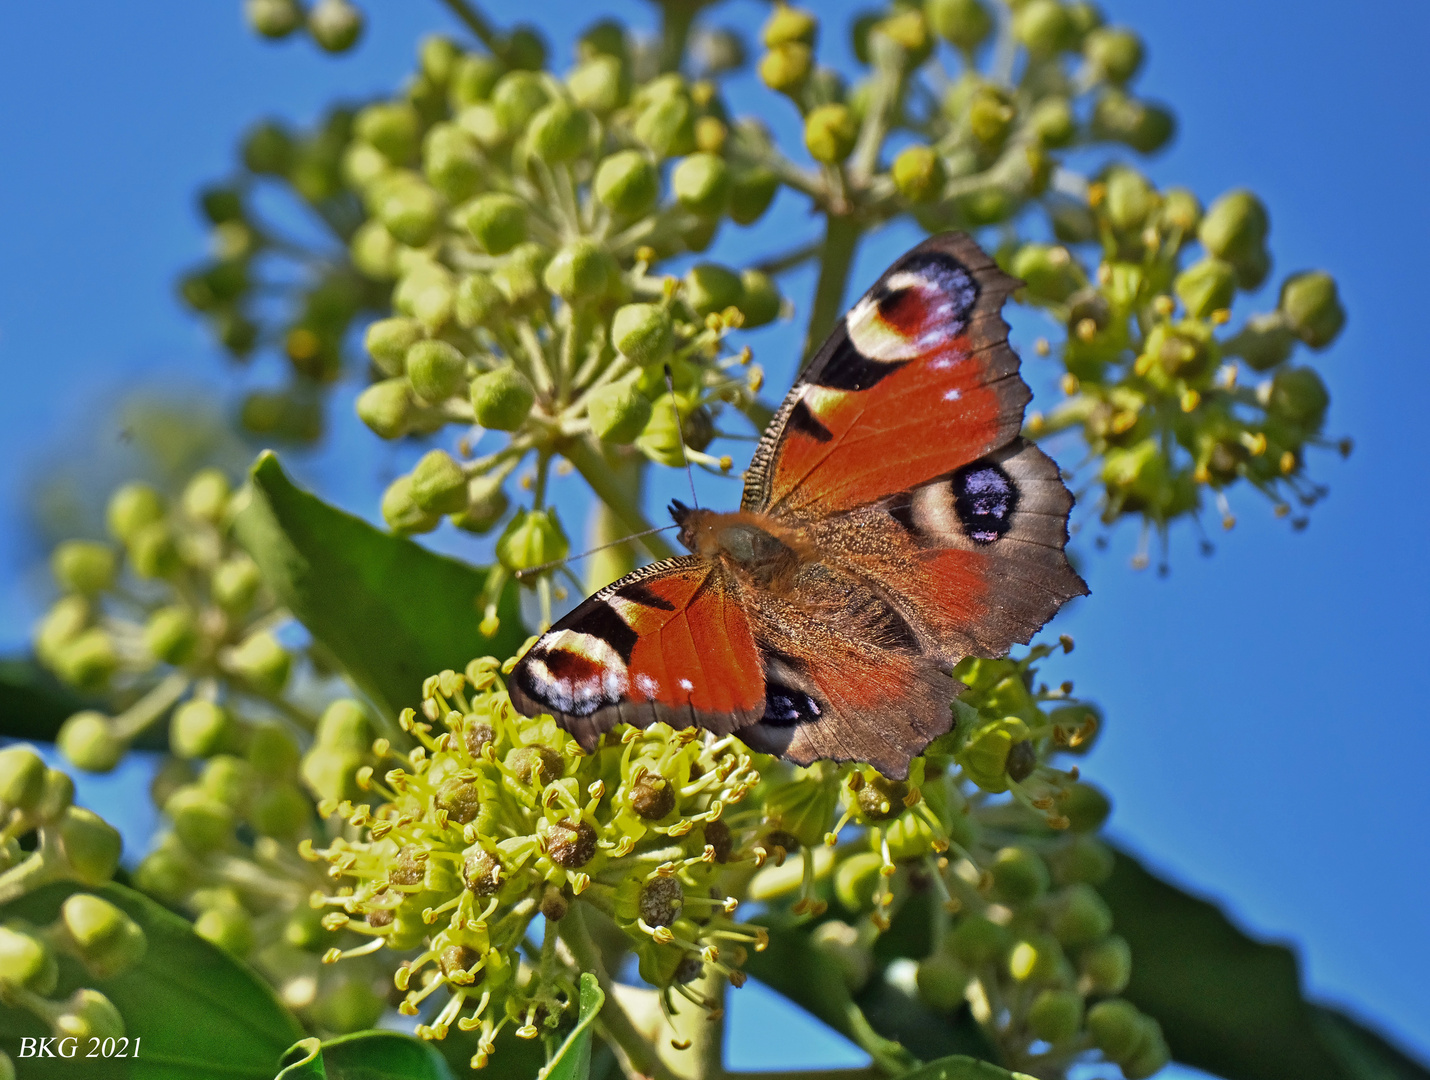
[508, 233, 1087, 778]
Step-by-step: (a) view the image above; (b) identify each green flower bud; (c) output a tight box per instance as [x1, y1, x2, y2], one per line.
[634, 94, 697, 158]
[410, 449, 470, 514]
[1084, 26, 1142, 84]
[891, 145, 945, 203]
[171, 700, 234, 759]
[543, 239, 618, 301]
[34, 770, 73, 824]
[1014, 0, 1077, 54]
[947, 914, 1012, 967]
[194, 904, 254, 958]
[1090, 91, 1175, 153]
[0, 746, 46, 814]
[248, 722, 301, 777]
[1008, 933, 1065, 983]
[1050, 883, 1114, 946]
[991, 845, 1050, 905]
[200, 755, 254, 811]
[312, 699, 369, 753]
[1279, 271, 1345, 348]
[729, 165, 779, 225]
[200, 186, 244, 225]
[356, 377, 416, 439]
[312, 978, 385, 1034]
[527, 100, 593, 163]
[128, 520, 179, 579]
[1028, 988, 1083, 1043]
[51, 541, 117, 596]
[594, 150, 660, 215]
[181, 468, 231, 524]
[569, 55, 628, 113]
[343, 141, 390, 190]
[1174, 257, 1236, 318]
[1103, 166, 1155, 233]
[1086, 998, 1144, 1060]
[1010, 243, 1082, 303]
[451, 273, 503, 331]
[107, 482, 165, 543]
[673, 153, 731, 217]
[738, 270, 782, 328]
[470, 367, 537, 430]
[1226, 313, 1296, 372]
[1080, 932, 1132, 994]
[832, 851, 883, 912]
[450, 475, 511, 534]
[406, 339, 468, 403]
[241, 120, 294, 176]
[588, 377, 653, 444]
[307, 0, 364, 53]
[56, 806, 122, 884]
[382, 475, 441, 535]
[926, 0, 993, 50]
[166, 785, 235, 853]
[1123, 1024, 1172, 1080]
[422, 123, 481, 202]
[133, 843, 199, 902]
[1268, 366, 1330, 436]
[228, 631, 291, 694]
[684, 263, 744, 317]
[1144, 320, 1217, 383]
[450, 54, 503, 107]
[636, 396, 688, 467]
[53, 629, 118, 690]
[1051, 836, 1116, 885]
[250, 782, 310, 838]
[491, 242, 551, 307]
[36, 596, 89, 666]
[246, 0, 303, 39]
[375, 177, 442, 248]
[58, 711, 124, 773]
[804, 104, 857, 163]
[1200, 189, 1268, 266]
[1063, 781, 1112, 833]
[463, 192, 528, 254]
[491, 71, 551, 135]
[301, 746, 366, 803]
[355, 102, 421, 165]
[967, 85, 1016, 146]
[496, 509, 569, 575]
[810, 920, 872, 992]
[351, 220, 400, 279]
[611, 303, 674, 364]
[51, 987, 124, 1042]
[916, 951, 972, 1011]
[58, 894, 147, 979]
[763, 3, 818, 47]
[212, 554, 263, 615]
[144, 605, 199, 664]
[0, 925, 58, 994]
[1025, 96, 1076, 148]
[956, 715, 1030, 793]
[419, 35, 460, 85]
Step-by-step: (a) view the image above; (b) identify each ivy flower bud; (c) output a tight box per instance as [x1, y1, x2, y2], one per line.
[213, 554, 263, 614]
[1007, 933, 1065, 983]
[804, 104, 857, 163]
[409, 450, 470, 514]
[569, 55, 628, 113]
[1050, 883, 1114, 946]
[1063, 782, 1112, 832]
[382, 476, 441, 536]
[594, 150, 660, 215]
[990, 845, 1050, 905]
[308, 0, 364, 53]
[1199, 189, 1268, 264]
[1267, 367, 1329, 436]
[967, 86, 1016, 146]
[56, 807, 122, 884]
[759, 43, 813, 95]
[612, 303, 673, 364]
[355, 102, 420, 166]
[422, 124, 481, 202]
[195, 905, 254, 958]
[1174, 257, 1236, 318]
[0, 925, 58, 995]
[947, 914, 1012, 967]
[455, 273, 505, 329]
[1103, 166, 1155, 233]
[58, 894, 147, 979]
[357, 378, 416, 439]
[957, 716, 1030, 792]
[166, 785, 235, 853]
[673, 153, 731, 217]
[376, 178, 442, 248]
[926, 0, 993, 50]
[228, 631, 291, 694]
[58, 712, 124, 773]
[738, 270, 782, 328]
[491, 72, 551, 136]
[181, 468, 231, 524]
[1027, 96, 1076, 148]
[54, 628, 118, 690]
[634, 94, 697, 158]
[1010, 244, 1082, 303]
[892, 145, 945, 203]
[107, 482, 165, 543]
[684, 263, 744, 316]
[1028, 988, 1084, 1043]
[543, 240, 618, 301]
[492, 242, 551, 308]
[1086, 999, 1145, 1060]
[248, 722, 301, 777]
[451, 54, 503, 107]
[763, 4, 818, 48]
[527, 101, 593, 163]
[1084, 26, 1143, 84]
[1051, 836, 1115, 885]
[250, 783, 309, 838]
[171, 701, 235, 760]
[463, 193, 528, 255]
[1080, 933, 1132, 994]
[36, 596, 89, 666]
[915, 950, 970, 1010]
[351, 220, 400, 279]
[450, 476, 511, 534]
[51, 541, 117, 596]
[1014, 0, 1076, 54]
[144, 605, 199, 665]
[1090, 91, 1175, 154]
[246, 0, 303, 38]
[0, 746, 46, 814]
[1279, 271, 1345, 348]
[496, 509, 570, 575]
[470, 367, 537, 430]
[729, 166, 779, 225]
[588, 377, 653, 444]
[128, 521, 179, 579]
[1225, 313, 1295, 372]
[406, 339, 468, 403]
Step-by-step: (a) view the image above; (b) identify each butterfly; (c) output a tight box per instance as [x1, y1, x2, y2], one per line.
[508, 233, 1087, 778]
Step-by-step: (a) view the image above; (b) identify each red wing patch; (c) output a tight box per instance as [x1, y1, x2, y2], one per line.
[507, 557, 766, 749]
[743, 232, 1026, 518]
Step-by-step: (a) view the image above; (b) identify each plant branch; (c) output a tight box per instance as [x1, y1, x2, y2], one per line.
[802, 214, 862, 359]
[563, 438, 677, 560]
[435, 0, 501, 53]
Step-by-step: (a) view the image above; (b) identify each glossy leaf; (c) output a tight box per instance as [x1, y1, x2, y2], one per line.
[276, 1031, 454, 1080]
[0, 654, 100, 743]
[899, 1056, 1026, 1080]
[541, 972, 604, 1080]
[231, 451, 526, 718]
[0, 880, 304, 1080]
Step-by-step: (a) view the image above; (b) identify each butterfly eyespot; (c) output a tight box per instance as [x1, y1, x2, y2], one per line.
[952, 459, 1019, 543]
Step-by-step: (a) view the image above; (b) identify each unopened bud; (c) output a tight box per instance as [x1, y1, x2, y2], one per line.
[450, 475, 511, 534]
[729, 165, 779, 225]
[56, 806, 122, 884]
[594, 150, 660, 215]
[527, 101, 593, 163]
[409, 449, 470, 514]
[1174, 257, 1236, 318]
[357, 378, 416, 439]
[491, 71, 551, 136]
[738, 270, 782, 328]
[0, 925, 58, 994]
[58, 893, 147, 979]
[171, 700, 234, 760]
[1028, 987, 1084, 1042]
[543, 239, 617, 302]
[463, 193, 528, 255]
[991, 845, 1050, 905]
[51, 541, 117, 596]
[587, 377, 653, 445]
[470, 367, 537, 431]
[58, 711, 125, 773]
[144, 605, 199, 665]
[228, 631, 291, 694]
[1090, 91, 1175, 154]
[107, 483, 165, 544]
[804, 104, 857, 163]
[1279, 271, 1345, 349]
[634, 94, 697, 158]
[1084, 26, 1143, 84]
[406, 340, 468, 403]
[684, 263, 744, 317]
[382, 475, 442, 536]
[355, 102, 420, 166]
[308, 0, 364, 53]
[759, 43, 813, 95]
[246, 0, 303, 39]
[0, 746, 46, 813]
[673, 153, 731, 217]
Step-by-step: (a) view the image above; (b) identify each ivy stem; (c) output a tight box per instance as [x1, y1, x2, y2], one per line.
[111, 671, 191, 742]
[434, 0, 501, 53]
[562, 439, 677, 560]
[803, 214, 862, 359]
[654, 0, 704, 74]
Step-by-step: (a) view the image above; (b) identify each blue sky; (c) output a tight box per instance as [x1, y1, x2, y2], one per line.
[1, 0, 1426, 1071]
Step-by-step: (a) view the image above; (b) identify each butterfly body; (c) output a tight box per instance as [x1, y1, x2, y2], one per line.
[509, 233, 1088, 778]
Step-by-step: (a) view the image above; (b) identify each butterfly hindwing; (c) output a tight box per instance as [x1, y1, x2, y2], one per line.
[743, 232, 1026, 519]
[507, 557, 767, 750]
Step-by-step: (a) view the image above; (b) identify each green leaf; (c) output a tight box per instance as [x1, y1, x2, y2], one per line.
[541, 972, 604, 1080]
[231, 451, 526, 717]
[0, 654, 100, 743]
[0, 880, 305, 1080]
[1102, 849, 1430, 1080]
[899, 1055, 1026, 1080]
[276, 1031, 454, 1080]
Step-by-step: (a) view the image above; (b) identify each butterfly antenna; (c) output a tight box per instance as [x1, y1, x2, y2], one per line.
[665, 363, 699, 510]
[513, 525, 680, 580]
